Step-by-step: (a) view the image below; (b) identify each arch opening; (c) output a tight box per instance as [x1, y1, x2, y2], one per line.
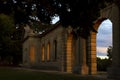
[97, 19, 112, 59]
[90, 18, 112, 74]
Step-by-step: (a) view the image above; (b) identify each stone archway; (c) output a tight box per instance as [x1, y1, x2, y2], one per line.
[89, 3, 120, 79]
[97, 19, 112, 59]
[89, 18, 107, 75]
[89, 18, 111, 75]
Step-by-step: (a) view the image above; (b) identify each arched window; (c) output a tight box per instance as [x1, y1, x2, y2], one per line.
[30, 46, 35, 63]
[54, 40, 57, 61]
[42, 45, 45, 61]
[47, 42, 50, 61]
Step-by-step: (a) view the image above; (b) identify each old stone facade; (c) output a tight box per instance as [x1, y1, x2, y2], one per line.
[23, 3, 120, 79]
[23, 22, 96, 75]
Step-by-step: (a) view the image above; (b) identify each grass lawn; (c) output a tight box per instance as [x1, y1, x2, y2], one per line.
[0, 67, 107, 80]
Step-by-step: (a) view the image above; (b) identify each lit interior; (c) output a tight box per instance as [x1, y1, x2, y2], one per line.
[30, 46, 35, 63]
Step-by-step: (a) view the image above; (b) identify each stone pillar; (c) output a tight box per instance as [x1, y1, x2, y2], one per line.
[66, 34, 73, 72]
[60, 29, 67, 72]
[79, 38, 88, 75]
[89, 32, 97, 75]
[108, 4, 120, 80]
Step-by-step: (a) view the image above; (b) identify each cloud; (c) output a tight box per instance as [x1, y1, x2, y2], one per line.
[97, 47, 107, 54]
[97, 35, 112, 47]
[97, 19, 112, 48]
[97, 55, 108, 59]
[97, 47, 108, 59]
[97, 19, 112, 58]
[98, 19, 112, 35]
[99, 19, 112, 28]
[97, 29, 112, 35]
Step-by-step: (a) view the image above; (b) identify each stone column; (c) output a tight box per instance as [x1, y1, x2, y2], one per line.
[108, 4, 120, 80]
[79, 38, 88, 75]
[60, 28, 67, 72]
[88, 32, 97, 75]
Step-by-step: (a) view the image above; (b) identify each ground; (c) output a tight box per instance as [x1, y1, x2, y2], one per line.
[0, 67, 107, 80]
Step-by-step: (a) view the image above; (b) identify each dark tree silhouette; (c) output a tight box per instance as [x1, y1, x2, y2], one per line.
[0, 0, 114, 38]
[0, 0, 115, 65]
[107, 46, 112, 60]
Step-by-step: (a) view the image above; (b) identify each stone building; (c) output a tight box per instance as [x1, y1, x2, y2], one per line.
[22, 22, 96, 75]
[23, 3, 120, 79]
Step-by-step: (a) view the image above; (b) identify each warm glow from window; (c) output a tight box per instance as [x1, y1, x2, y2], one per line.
[42, 45, 45, 61]
[30, 46, 35, 63]
[47, 43, 50, 61]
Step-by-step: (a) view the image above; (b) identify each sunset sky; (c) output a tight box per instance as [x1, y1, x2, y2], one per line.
[97, 19, 112, 59]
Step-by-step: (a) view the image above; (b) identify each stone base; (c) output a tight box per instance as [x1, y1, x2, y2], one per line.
[90, 70, 97, 75]
[80, 65, 89, 75]
[108, 67, 120, 80]
[72, 65, 88, 75]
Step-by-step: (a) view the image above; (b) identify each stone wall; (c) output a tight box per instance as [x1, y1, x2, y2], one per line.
[22, 3, 120, 79]
[23, 24, 92, 74]
[23, 25, 67, 71]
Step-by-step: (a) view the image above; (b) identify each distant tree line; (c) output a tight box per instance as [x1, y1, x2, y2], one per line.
[97, 46, 112, 71]
[0, 14, 22, 66]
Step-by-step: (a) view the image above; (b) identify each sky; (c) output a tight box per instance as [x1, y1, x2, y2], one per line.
[97, 19, 112, 59]
[52, 17, 112, 59]
[52, 16, 60, 24]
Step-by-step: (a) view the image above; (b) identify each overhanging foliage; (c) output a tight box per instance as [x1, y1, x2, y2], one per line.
[0, 0, 114, 38]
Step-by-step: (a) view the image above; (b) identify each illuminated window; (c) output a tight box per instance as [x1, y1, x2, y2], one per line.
[47, 42, 50, 61]
[42, 45, 45, 61]
[30, 46, 35, 63]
